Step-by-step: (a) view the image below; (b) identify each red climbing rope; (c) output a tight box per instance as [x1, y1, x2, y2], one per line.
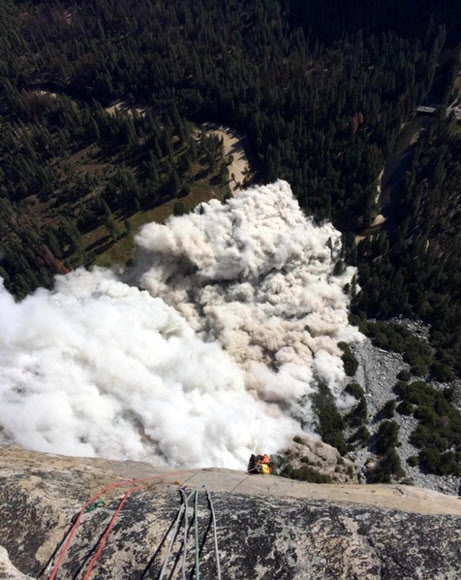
[82, 486, 140, 580]
[48, 470, 190, 580]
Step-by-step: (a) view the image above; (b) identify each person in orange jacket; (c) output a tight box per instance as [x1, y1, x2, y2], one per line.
[259, 454, 273, 474]
[247, 454, 273, 474]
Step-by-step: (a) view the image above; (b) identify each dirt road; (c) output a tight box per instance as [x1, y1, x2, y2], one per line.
[205, 124, 251, 194]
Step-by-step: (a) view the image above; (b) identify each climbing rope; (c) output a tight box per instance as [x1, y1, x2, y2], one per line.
[158, 489, 195, 580]
[194, 490, 200, 580]
[156, 486, 221, 580]
[180, 488, 191, 580]
[205, 486, 221, 580]
[82, 486, 140, 580]
[47, 472, 221, 580]
[47, 470, 190, 580]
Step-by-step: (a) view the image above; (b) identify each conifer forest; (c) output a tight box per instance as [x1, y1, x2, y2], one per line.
[2, 0, 461, 391]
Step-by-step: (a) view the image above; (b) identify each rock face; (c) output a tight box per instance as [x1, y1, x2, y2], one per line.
[2, 447, 461, 579]
[0, 547, 32, 580]
[350, 336, 461, 495]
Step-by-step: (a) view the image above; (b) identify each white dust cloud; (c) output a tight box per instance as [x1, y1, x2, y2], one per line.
[0, 180, 362, 468]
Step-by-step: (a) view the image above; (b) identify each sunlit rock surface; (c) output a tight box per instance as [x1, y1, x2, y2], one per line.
[1, 448, 461, 579]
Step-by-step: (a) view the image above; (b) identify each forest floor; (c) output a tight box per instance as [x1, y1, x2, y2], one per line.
[102, 106, 253, 195]
[93, 121, 251, 267]
[18, 92, 253, 271]
[205, 123, 251, 194]
[104, 100, 145, 117]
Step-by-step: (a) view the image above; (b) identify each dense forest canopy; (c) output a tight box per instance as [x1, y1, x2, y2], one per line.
[1, 0, 461, 380]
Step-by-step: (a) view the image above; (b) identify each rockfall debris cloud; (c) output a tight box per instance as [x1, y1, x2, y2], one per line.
[0, 181, 362, 468]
